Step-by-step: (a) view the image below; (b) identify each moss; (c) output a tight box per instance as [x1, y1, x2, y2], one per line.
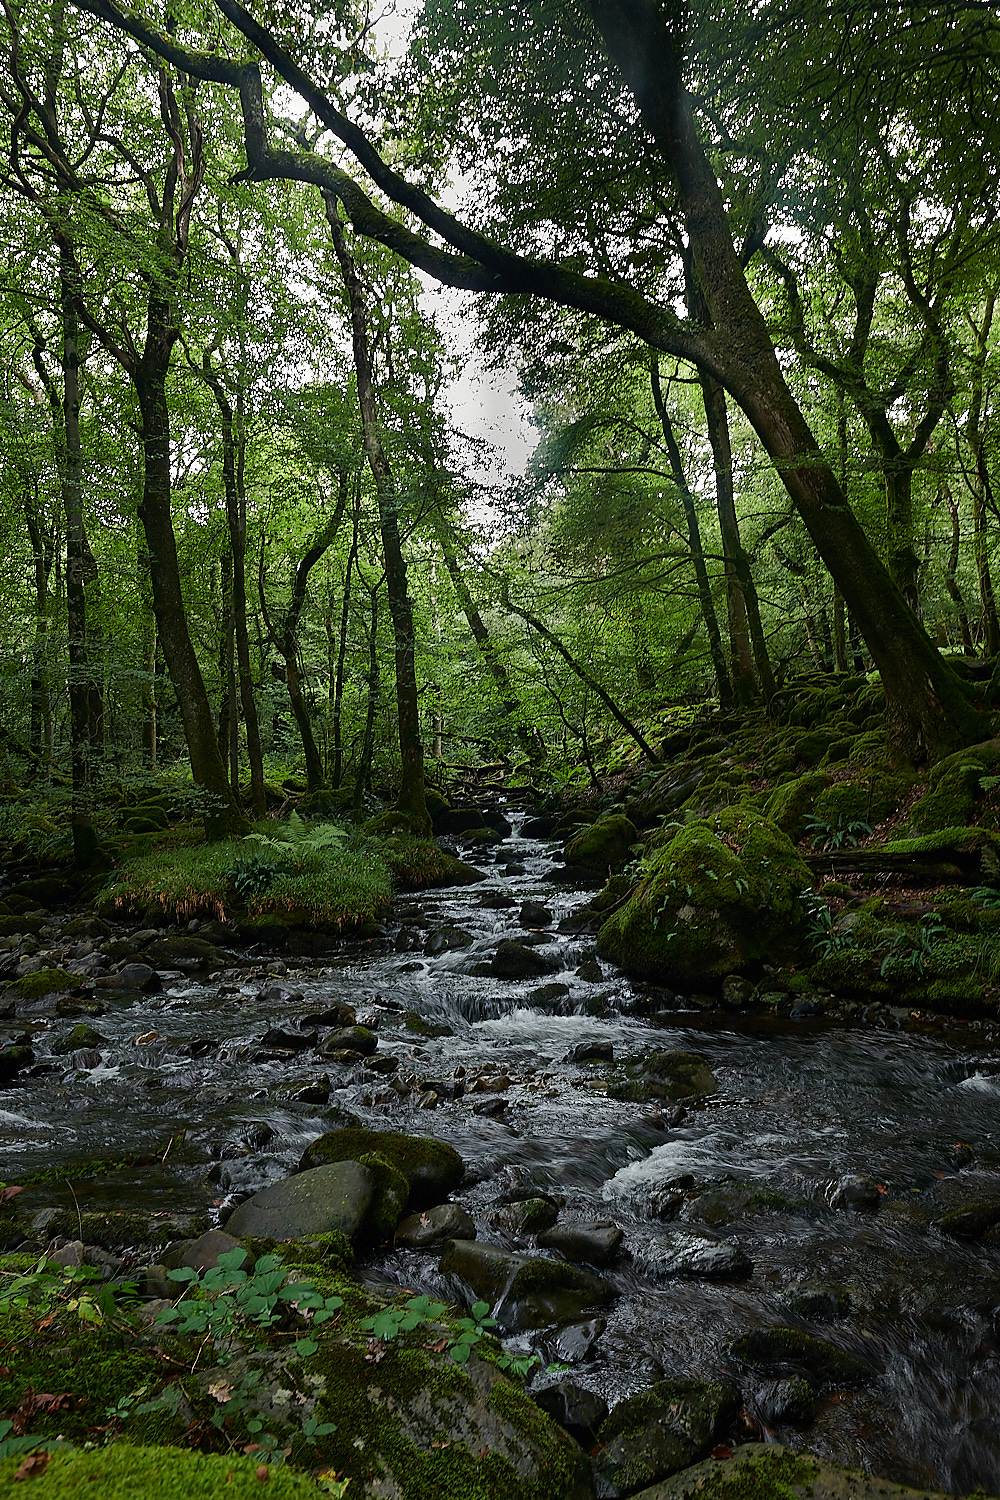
[812, 772, 912, 831]
[597, 806, 811, 984]
[51, 1023, 107, 1055]
[357, 1152, 411, 1241]
[665, 1445, 820, 1500]
[564, 814, 637, 869]
[12, 967, 78, 999]
[883, 825, 998, 856]
[383, 836, 485, 889]
[764, 772, 831, 839]
[909, 749, 1000, 835]
[240, 1230, 354, 1274]
[0, 1445, 322, 1497]
[298, 1129, 464, 1207]
[38, 1210, 157, 1248]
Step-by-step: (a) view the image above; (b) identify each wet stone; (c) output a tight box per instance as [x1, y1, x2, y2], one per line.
[593, 1377, 740, 1498]
[490, 939, 560, 979]
[530, 983, 571, 1009]
[566, 1040, 613, 1063]
[757, 1374, 815, 1425]
[534, 1379, 608, 1443]
[728, 1327, 871, 1387]
[575, 958, 603, 981]
[424, 926, 474, 956]
[538, 1220, 623, 1267]
[261, 1026, 317, 1052]
[316, 1025, 378, 1057]
[638, 1228, 753, 1281]
[71, 1047, 102, 1070]
[489, 1197, 559, 1236]
[395, 1202, 476, 1248]
[828, 1173, 882, 1210]
[225, 1160, 375, 1241]
[786, 1284, 851, 1321]
[519, 901, 553, 927]
[544, 1316, 606, 1364]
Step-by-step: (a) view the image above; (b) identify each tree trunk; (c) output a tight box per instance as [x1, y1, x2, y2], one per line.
[331, 490, 360, 789]
[650, 357, 731, 705]
[325, 194, 431, 833]
[135, 296, 249, 838]
[23, 496, 53, 766]
[941, 486, 975, 654]
[203, 359, 266, 816]
[504, 594, 660, 763]
[700, 372, 756, 702]
[583, 0, 982, 761]
[58, 249, 102, 866]
[434, 513, 546, 763]
[352, 578, 380, 822]
[964, 290, 1000, 657]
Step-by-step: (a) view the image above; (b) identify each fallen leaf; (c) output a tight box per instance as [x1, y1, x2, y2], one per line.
[1, 1185, 24, 1203]
[877, 1184, 889, 1195]
[36, 1315, 57, 1332]
[932, 1170, 951, 1179]
[711, 1445, 733, 1460]
[256, 1465, 269, 1482]
[208, 1383, 234, 1403]
[14, 1453, 51, 1481]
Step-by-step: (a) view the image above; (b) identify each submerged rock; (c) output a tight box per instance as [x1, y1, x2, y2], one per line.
[728, 1327, 870, 1386]
[534, 1378, 609, 1443]
[439, 1239, 616, 1331]
[609, 1049, 717, 1105]
[538, 1220, 623, 1267]
[593, 1377, 739, 1497]
[395, 1203, 476, 1247]
[224, 1161, 374, 1241]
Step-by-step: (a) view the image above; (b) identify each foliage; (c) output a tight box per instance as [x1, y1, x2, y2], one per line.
[154, 1247, 344, 1353]
[803, 814, 872, 852]
[0, 1254, 138, 1326]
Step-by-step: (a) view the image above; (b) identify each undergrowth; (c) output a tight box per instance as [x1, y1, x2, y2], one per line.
[100, 820, 392, 926]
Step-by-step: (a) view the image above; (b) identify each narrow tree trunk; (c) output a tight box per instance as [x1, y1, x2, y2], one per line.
[138, 539, 157, 765]
[23, 498, 53, 766]
[352, 580, 380, 822]
[504, 594, 660, 763]
[650, 357, 732, 705]
[135, 297, 249, 838]
[884, 461, 921, 611]
[700, 373, 756, 701]
[325, 194, 431, 833]
[434, 513, 546, 763]
[940, 487, 975, 654]
[965, 291, 1000, 658]
[59, 248, 102, 866]
[202, 359, 266, 816]
[331, 493, 360, 789]
[833, 587, 848, 672]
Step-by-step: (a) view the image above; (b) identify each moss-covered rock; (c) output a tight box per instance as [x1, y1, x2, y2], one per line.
[728, 1326, 870, 1386]
[634, 1442, 984, 1500]
[11, 967, 79, 1000]
[593, 1377, 739, 1496]
[358, 1150, 411, 1240]
[812, 773, 912, 832]
[299, 1128, 464, 1208]
[564, 814, 637, 872]
[383, 836, 486, 889]
[764, 772, 831, 839]
[909, 742, 1000, 835]
[597, 807, 811, 984]
[609, 1049, 717, 1104]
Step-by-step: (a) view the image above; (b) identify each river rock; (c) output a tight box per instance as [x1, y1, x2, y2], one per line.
[933, 1199, 1000, 1239]
[225, 1161, 374, 1240]
[544, 1316, 606, 1363]
[758, 1374, 815, 1424]
[104, 962, 161, 993]
[298, 1127, 464, 1206]
[51, 1022, 107, 1055]
[639, 1228, 752, 1281]
[489, 1197, 558, 1236]
[316, 1025, 378, 1058]
[610, 1050, 717, 1105]
[566, 1040, 613, 1063]
[162, 1229, 243, 1273]
[440, 1239, 616, 1331]
[395, 1203, 476, 1247]
[728, 1327, 870, 1386]
[267, 1075, 332, 1105]
[424, 926, 475, 955]
[593, 1377, 739, 1497]
[301, 1003, 356, 1029]
[538, 1220, 623, 1267]
[628, 1441, 977, 1500]
[786, 1283, 851, 1321]
[71, 1047, 103, 1069]
[520, 901, 554, 927]
[522, 814, 559, 837]
[261, 1025, 317, 1053]
[141, 935, 225, 971]
[490, 939, 560, 979]
[0, 1043, 33, 1080]
[534, 1378, 609, 1442]
[564, 814, 637, 874]
[828, 1173, 882, 1209]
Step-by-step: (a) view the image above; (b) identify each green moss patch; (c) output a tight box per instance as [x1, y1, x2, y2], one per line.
[0, 1444, 321, 1497]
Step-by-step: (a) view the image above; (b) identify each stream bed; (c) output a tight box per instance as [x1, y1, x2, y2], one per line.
[6, 813, 1000, 1495]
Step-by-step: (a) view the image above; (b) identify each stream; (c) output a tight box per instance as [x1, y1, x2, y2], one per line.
[6, 811, 1000, 1495]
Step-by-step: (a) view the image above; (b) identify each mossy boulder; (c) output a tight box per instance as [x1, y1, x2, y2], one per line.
[811, 773, 912, 833]
[439, 1238, 617, 1331]
[11, 967, 79, 1000]
[358, 1150, 411, 1240]
[593, 1377, 739, 1496]
[909, 742, 1000, 834]
[224, 1160, 375, 1241]
[298, 1128, 465, 1208]
[634, 1442, 984, 1500]
[764, 772, 831, 840]
[609, 1049, 717, 1104]
[383, 836, 486, 889]
[564, 813, 637, 872]
[728, 1326, 870, 1386]
[597, 807, 811, 984]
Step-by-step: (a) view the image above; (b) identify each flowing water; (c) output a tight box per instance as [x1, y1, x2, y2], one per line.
[6, 813, 1000, 1494]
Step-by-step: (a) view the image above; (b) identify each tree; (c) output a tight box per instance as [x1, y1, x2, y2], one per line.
[68, 0, 991, 760]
